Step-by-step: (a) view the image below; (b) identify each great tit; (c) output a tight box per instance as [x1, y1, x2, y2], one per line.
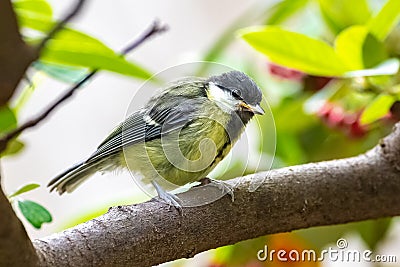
[48, 71, 264, 209]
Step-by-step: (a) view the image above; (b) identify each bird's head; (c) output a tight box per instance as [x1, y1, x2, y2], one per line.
[206, 71, 264, 117]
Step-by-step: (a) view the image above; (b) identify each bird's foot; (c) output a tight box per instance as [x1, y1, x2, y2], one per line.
[151, 181, 183, 214]
[198, 177, 235, 202]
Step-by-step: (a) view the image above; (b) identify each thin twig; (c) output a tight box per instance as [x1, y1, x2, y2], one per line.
[120, 20, 168, 55]
[0, 20, 167, 152]
[36, 0, 86, 53]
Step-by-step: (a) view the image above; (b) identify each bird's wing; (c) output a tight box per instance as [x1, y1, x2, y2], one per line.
[85, 100, 200, 163]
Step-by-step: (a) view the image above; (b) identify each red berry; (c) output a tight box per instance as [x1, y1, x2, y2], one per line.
[268, 63, 304, 81]
[317, 102, 333, 118]
[327, 106, 345, 127]
[349, 122, 366, 138]
[343, 113, 357, 125]
[317, 103, 368, 138]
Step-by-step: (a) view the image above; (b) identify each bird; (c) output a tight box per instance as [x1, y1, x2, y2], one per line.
[48, 70, 264, 210]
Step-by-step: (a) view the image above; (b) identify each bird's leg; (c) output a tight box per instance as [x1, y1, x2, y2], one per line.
[151, 180, 183, 214]
[198, 177, 235, 202]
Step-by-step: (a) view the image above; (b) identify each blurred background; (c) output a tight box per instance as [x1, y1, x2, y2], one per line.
[2, 0, 400, 266]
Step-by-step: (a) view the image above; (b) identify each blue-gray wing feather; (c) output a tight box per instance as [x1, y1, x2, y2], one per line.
[85, 99, 201, 164]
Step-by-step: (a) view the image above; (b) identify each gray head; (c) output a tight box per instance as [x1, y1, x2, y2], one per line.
[206, 71, 264, 115]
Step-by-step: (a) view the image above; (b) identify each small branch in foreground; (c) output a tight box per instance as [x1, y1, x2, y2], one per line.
[36, 0, 86, 53]
[0, 20, 167, 153]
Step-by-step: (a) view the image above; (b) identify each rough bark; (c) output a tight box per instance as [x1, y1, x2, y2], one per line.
[0, 170, 39, 266]
[31, 125, 400, 267]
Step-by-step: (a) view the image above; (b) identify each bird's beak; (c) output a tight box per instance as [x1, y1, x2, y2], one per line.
[248, 104, 265, 115]
[239, 102, 265, 115]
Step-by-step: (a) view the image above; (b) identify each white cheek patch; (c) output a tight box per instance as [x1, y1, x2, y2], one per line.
[207, 82, 238, 113]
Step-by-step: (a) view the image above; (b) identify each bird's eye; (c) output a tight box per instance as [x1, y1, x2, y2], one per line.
[231, 90, 242, 100]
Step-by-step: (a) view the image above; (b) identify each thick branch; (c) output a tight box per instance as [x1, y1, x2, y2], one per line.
[32, 125, 400, 267]
[0, 0, 37, 106]
[0, 164, 39, 266]
[0, 0, 87, 108]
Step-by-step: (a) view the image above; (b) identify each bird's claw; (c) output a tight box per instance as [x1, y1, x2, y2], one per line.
[198, 177, 235, 202]
[160, 191, 183, 214]
[152, 181, 183, 214]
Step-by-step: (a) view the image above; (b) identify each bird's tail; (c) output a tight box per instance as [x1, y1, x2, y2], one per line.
[47, 159, 104, 194]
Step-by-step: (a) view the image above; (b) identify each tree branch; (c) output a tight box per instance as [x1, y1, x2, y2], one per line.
[0, 0, 37, 106]
[31, 124, 400, 267]
[0, 162, 39, 266]
[0, 0, 87, 108]
[35, 0, 86, 53]
[0, 20, 167, 153]
[120, 20, 168, 55]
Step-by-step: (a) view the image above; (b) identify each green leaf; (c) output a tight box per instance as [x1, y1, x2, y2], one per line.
[356, 218, 392, 250]
[1, 140, 25, 157]
[360, 94, 396, 125]
[14, 0, 53, 35]
[0, 106, 17, 133]
[16, 11, 54, 32]
[9, 183, 40, 198]
[362, 33, 388, 68]
[318, 0, 371, 34]
[17, 200, 52, 229]
[49, 28, 112, 48]
[33, 61, 88, 83]
[239, 26, 349, 76]
[266, 0, 309, 25]
[18, 15, 152, 80]
[335, 25, 387, 69]
[335, 26, 368, 69]
[12, 76, 39, 115]
[368, 0, 400, 41]
[28, 28, 152, 80]
[343, 58, 399, 78]
[13, 0, 53, 19]
[40, 41, 152, 79]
